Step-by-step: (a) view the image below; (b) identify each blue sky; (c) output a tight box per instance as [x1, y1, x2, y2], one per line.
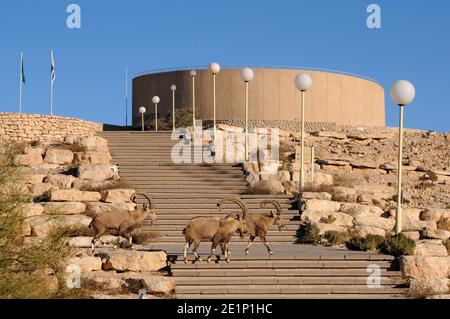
[0, 0, 449, 131]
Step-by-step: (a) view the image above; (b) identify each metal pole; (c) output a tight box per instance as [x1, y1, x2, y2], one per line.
[395, 105, 404, 235]
[172, 89, 176, 131]
[125, 66, 128, 127]
[300, 90, 305, 189]
[50, 81, 53, 116]
[213, 73, 216, 144]
[19, 51, 23, 113]
[311, 145, 315, 186]
[192, 75, 196, 141]
[141, 113, 144, 132]
[245, 81, 249, 162]
[155, 103, 158, 132]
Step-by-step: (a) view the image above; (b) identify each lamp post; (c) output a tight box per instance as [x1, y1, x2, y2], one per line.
[190, 70, 197, 140]
[152, 96, 160, 131]
[171, 84, 176, 131]
[139, 106, 146, 132]
[294, 73, 313, 191]
[241, 67, 255, 162]
[390, 80, 416, 235]
[209, 62, 221, 146]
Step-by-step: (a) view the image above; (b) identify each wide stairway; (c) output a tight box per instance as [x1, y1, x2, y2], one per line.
[98, 130, 408, 299]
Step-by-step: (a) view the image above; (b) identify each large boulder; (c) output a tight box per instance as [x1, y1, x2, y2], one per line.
[15, 152, 43, 166]
[44, 149, 74, 165]
[352, 225, 386, 237]
[414, 240, 448, 257]
[123, 273, 175, 295]
[403, 220, 437, 232]
[420, 209, 450, 221]
[41, 202, 86, 215]
[77, 136, 109, 152]
[247, 180, 285, 195]
[400, 256, 450, 279]
[55, 214, 92, 229]
[299, 191, 332, 201]
[28, 216, 57, 238]
[85, 202, 136, 217]
[421, 228, 450, 240]
[44, 174, 75, 189]
[74, 151, 111, 165]
[301, 199, 341, 213]
[68, 236, 127, 248]
[23, 203, 44, 217]
[339, 203, 384, 218]
[50, 189, 101, 202]
[301, 211, 353, 227]
[331, 186, 357, 202]
[353, 216, 395, 231]
[410, 278, 450, 298]
[67, 255, 102, 273]
[27, 183, 56, 198]
[313, 172, 334, 187]
[104, 251, 167, 272]
[311, 131, 347, 139]
[316, 223, 349, 235]
[101, 189, 135, 203]
[24, 174, 47, 185]
[77, 164, 114, 182]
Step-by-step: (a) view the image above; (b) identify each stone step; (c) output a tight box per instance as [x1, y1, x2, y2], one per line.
[174, 293, 407, 299]
[143, 236, 297, 243]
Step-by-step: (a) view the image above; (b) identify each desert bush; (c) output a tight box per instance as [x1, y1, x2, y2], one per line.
[436, 217, 450, 231]
[319, 214, 336, 224]
[296, 223, 322, 245]
[345, 234, 385, 252]
[323, 231, 349, 247]
[379, 234, 416, 257]
[415, 181, 435, 190]
[0, 143, 76, 298]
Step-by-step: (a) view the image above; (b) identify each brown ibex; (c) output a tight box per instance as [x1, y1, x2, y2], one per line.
[182, 197, 247, 263]
[89, 193, 156, 252]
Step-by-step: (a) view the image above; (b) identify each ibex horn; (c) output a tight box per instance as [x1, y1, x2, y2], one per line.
[260, 200, 282, 216]
[135, 193, 154, 209]
[217, 197, 247, 218]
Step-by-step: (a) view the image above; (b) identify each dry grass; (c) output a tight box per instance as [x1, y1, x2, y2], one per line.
[333, 174, 359, 187]
[319, 214, 336, 224]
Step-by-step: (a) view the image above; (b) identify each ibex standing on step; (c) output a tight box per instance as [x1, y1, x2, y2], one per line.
[89, 193, 157, 253]
[182, 198, 247, 263]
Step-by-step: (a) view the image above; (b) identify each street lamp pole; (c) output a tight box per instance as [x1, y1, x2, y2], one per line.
[152, 96, 160, 132]
[295, 73, 313, 191]
[209, 63, 221, 146]
[139, 106, 146, 132]
[190, 70, 197, 141]
[171, 85, 176, 131]
[390, 80, 416, 235]
[241, 68, 255, 162]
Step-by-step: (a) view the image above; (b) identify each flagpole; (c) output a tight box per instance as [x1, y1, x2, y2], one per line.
[125, 65, 128, 127]
[19, 51, 23, 113]
[50, 49, 54, 116]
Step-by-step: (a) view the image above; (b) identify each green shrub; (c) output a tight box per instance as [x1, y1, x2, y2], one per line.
[319, 214, 336, 224]
[323, 231, 349, 247]
[296, 223, 322, 245]
[345, 234, 385, 251]
[379, 234, 416, 257]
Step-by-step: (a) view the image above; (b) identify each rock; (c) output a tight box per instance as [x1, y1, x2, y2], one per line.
[316, 223, 349, 235]
[121, 273, 175, 295]
[217, 124, 243, 133]
[283, 181, 299, 196]
[27, 183, 55, 198]
[15, 152, 43, 166]
[301, 211, 353, 227]
[77, 136, 109, 152]
[400, 256, 450, 279]
[28, 216, 57, 237]
[331, 186, 357, 202]
[85, 202, 137, 217]
[420, 209, 450, 221]
[101, 189, 135, 203]
[316, 159, 350, 167]
[41, 202, 86, 215]
[67, 256, 102, 273]
[44, 174, 75, 189]
[299, 191, 332, 201]
[67, 236, 126, 248]
[311, 131, 347, 139]
[74, 151, 112, 165]
[77, 164, 114, 182]
[44, 149, 74, 165]
[28, 163, 61, 174]
[24, 174, 47, 185]
[276, 171, 291, 183]
[23, 203, 44, 217]
[63, 135, 78, 144]
[247, 180, 285, 195]
[301, 199, 341, 213]
[426, 294, 450, 299]
[402, 220, 437, 232]
[349, 161, 378, 169]
[389, 208, 422, 220]
[339, 203, 384, 218]
[356, 184, 395, 199]
[50, 189, 101, 202]
[353, 216, 395, 231]
[55, 214, 92, 229]
[421, 228, 450, 240]
[81, 272, 124, 291]
[105, 250, 167, 272]
[410, 278, 450, 297]
[313, 172, 334, 186]
[24, 145, 46, 156]
[414, 240, 448, 257]
[353, 226, 386, 237]
[402, 231, 421, 241]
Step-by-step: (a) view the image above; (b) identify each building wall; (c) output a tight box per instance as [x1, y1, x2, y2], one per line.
[132, 68, 385, 128]
[0, 113, 103, 142]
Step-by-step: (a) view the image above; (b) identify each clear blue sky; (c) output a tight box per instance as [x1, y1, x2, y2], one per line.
[0, 0, 449, 131]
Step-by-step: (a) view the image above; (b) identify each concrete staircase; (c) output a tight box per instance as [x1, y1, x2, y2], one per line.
[98, 130, 408, 299]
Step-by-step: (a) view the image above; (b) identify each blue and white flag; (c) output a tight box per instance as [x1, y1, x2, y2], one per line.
[50, 50, 55, 84]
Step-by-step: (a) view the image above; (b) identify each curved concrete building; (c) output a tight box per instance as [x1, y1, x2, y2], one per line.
[132, 67, 385, 128]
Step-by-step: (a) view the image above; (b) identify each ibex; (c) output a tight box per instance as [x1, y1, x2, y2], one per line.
[89, 193, 156, 253]
[218, 199, 284, 256]
[182, 198, 247, 264]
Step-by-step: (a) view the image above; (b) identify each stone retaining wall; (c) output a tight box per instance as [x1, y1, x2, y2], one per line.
[0, 112, 103, 142]
[210, 119, 337, 133]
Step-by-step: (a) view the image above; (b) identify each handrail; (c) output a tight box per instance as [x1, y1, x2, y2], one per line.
[132, 64, 382, 85]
